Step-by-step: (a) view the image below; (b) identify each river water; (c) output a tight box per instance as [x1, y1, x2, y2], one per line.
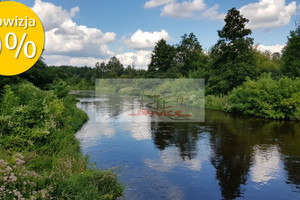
[74, 92, 300, 200]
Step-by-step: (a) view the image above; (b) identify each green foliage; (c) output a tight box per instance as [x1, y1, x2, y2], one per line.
[19, 59, 54, 90]
[147, 39, 178, 78]
[0, 85, 20, 115]
[147, 79, 205, 107]
[50, 80, 70, 98]
[206, 95, 231, 112]
[281, 25, 300, 77]
[106, 57, 124, 77]
[253, 47, 282, 78]
[0, 81, 123, 199]
[0, 83, 63, 149]
[208, 8, 257, 95]
[176, 33, 208, 76]
[0, 153, 53, 200]
[59, 169, 123, 200]
[229, 73, 300, 120]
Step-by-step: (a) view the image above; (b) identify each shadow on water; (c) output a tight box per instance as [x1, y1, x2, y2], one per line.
[74, 93, 300, 200]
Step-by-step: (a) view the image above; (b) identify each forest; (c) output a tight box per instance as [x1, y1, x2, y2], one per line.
[0, 8, 299, 199]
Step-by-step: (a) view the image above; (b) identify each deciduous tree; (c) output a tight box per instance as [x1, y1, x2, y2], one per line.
[281, 24, 300, 78]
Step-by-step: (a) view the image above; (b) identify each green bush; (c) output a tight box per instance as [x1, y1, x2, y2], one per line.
[205, 95, 231, 111]
[0, 83, 63, 149]
[229, 73, 300, 120]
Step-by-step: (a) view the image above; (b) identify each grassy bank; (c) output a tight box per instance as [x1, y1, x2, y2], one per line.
[0, 81, 123, 199]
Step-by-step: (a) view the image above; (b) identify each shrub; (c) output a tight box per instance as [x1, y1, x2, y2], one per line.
[0, 82, 63, 149]
[229, 73, 300, 120]
[205, 95, 231, 112]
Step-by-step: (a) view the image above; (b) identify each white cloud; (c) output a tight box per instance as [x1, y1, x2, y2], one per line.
[45, 19, 115, 58]
[43, 55, 105, 67]
[200, 4, 226, 21]
[240, 0, 298, 30]
[117, 50, 152, 69]
[145, 0, 224, 21]
[70, 6, 80, 17]
[144, 0, 175, 8]
[161, 0, 206, 18]
[256, 44, 285, 54]
[32, 0, 78, 31]
[124, 29, 170, 50]
[32, 0, 116, 63]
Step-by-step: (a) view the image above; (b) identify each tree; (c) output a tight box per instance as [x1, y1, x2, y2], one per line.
[147, 39, 177, 77]
[122, 64, 137, 78]
[176, 33, 207, 76]
[19, 58, 54, 89]
[106, 57, 124, 77]
[95, 61, 107, 78]
[281, 24, 300, 78]
[253, 47, 281, 78]
[208, 8, 257, 95]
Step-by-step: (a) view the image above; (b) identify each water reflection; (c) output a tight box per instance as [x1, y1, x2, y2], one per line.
[209, 124, 251, 199]
[145, 133, 210, 173]
[129, 122, 152, 141]
[251, 145, 281, 185]
[207, 110, 300, 199]
[75, 94, 300, 200]
[151, 123, 206, 160]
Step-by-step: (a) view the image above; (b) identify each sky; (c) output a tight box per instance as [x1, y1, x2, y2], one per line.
[17, 0, 300, 69]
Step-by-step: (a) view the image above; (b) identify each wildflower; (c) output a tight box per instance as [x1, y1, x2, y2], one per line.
[31, 172, 39, 178]
[0, 159, 8, 168]
[0, 185, 5, 192]
[15, 158, 25, 166]
[5, 166, 12, 173]
[9, 173, 17, 182]
[15, 153, 24, 160]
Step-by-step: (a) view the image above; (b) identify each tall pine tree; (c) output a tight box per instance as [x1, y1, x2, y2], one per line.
[208, 8, 257, 95]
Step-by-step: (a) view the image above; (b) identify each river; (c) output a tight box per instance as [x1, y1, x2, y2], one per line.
[74, 91, 300, 200]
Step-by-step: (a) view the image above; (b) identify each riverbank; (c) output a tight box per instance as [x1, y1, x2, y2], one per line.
[206, 74, 300, 120]
[95, 76, 300, 121]
[0, 81, 123, 199]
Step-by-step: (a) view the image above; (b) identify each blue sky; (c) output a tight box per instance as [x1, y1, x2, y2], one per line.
[17, 0, 300, 69]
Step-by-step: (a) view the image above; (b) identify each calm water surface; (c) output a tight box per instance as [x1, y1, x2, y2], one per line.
[75, 92, 300, 200]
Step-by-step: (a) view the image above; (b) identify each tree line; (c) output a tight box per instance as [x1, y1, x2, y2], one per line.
[0, 7, 299, 119]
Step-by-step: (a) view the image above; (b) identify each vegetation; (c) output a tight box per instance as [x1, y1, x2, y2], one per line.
[281, 25, 300, 78]
[147, 39, 178, 78]
[208, 8, 257, 95]
[143, 8, 300, 120]
[206, 74, 300, 120]
[0, 5, 299, 199]
[229, 74, 300, 120]
[0, 78, 123, 199]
